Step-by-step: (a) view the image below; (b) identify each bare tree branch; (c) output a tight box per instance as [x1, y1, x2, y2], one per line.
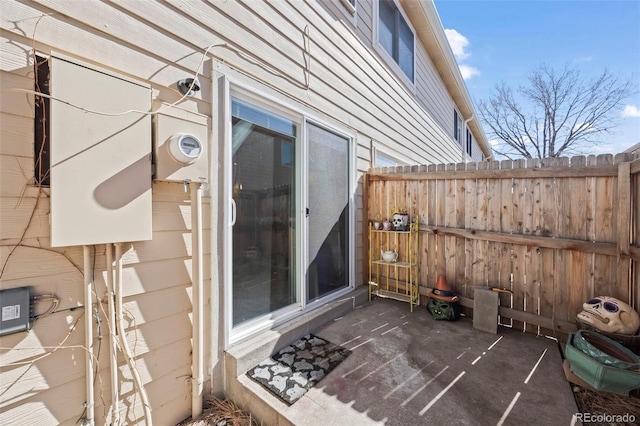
[479, 64, 636, 159]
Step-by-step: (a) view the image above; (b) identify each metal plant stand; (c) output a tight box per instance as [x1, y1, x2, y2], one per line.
[368, 217, 419, 311]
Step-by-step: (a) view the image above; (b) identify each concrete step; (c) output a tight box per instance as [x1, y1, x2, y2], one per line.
[225, 286, 369, 424]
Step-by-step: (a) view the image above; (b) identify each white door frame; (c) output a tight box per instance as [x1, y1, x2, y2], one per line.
[219, 69, 356, 348]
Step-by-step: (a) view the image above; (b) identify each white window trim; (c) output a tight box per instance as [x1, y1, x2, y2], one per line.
[373, 0, 416, 91]
[339, 0, 357, 16]
[334, 0, 358, 26]
[302, 116, 357, 314]
[373, 144, 412, 168]
[218, 66, 357, 348]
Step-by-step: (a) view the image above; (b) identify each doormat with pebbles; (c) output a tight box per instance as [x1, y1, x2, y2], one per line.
[246, 334, 351, 404]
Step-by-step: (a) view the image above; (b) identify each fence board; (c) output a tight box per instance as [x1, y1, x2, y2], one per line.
[584, 155, 597, 303]
[426, 165, 439, 286]
[566, 158, 588, 324]
[499, 160, 513, 234]
[460, 162, 472, 298]
[485, 160, 503, 295]
[537, 246, 555, 337]
[444, 164, 457, 289]
[433, 164, 444, 280]
[510, 160, 526, 330]
[451, 163, 465, 299]
[497, 160, 514, 326]
[528, 244, 542, 334]
[617, 160, 632, 303]
[522, 159, 539, 333]
[474, 162, 488, 291]
[595, 154, 615, 242]
[416, 165, 429, 298]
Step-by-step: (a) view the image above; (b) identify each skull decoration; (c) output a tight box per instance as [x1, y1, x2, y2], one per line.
[577, 296, 640, 335]
[392, 212, 409, 231]
[427, 298, 461, 321]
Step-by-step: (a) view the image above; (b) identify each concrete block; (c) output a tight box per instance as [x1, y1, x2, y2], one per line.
[473, 288, 499, 333]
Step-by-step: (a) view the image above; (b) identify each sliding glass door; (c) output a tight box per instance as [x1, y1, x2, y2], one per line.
[231, 99, 297, 326]
[228, 93, 353, 337]
[306, 123, 350, 302]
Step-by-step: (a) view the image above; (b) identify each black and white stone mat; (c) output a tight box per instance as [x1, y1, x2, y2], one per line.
[246, 334, 351, 404]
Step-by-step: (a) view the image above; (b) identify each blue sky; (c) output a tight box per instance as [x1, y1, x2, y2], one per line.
[434, 0, 640, 156]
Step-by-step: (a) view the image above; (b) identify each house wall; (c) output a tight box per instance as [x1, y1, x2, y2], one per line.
[323, 0, 486, 163]
[324, 0, 463, 158]
[1, 0, 482, 424]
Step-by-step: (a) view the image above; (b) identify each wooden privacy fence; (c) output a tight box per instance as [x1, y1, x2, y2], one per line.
[365, 153, 640, 337]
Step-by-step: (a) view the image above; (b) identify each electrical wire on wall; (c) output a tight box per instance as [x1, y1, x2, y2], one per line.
[0, 13, 52, 280]
[2, 23, 313, 118]
[114, 243, 153, 425]
[0, 311, 86, 368]
[30, 294, 59, 323]
[0, 247, 86, 369]
[2, 11, 313, 425]
[0, 12, 151, 425]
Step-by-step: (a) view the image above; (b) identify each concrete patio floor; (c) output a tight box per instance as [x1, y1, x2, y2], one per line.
[237, 296, 579, 425]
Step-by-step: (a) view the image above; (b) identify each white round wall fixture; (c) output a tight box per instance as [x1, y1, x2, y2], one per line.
[167, 133, 203, 165]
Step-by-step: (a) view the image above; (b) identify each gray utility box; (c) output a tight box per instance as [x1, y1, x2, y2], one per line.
[0, 287, 31, 336]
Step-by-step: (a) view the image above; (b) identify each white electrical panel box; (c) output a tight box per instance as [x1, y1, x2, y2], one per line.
[50, 54, 152, 247]
[154, 103, 208, 182]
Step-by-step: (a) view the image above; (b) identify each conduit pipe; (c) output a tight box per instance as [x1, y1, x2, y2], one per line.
[105, 243, 120, 425]
[114, 243, 153, 425]
[191, 181, 205, 419]
[82, 245, 95, 425]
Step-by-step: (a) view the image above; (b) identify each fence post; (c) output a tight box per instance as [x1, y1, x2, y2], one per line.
[617, 161, 631, 302]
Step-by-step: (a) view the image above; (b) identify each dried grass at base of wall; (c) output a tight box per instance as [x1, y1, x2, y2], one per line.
[178, 396, 258, 426]
[572, 386, 640, 425]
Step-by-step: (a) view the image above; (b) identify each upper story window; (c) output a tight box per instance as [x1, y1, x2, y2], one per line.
[454, 109, 462, 144]
[378, 0, 414, 82]
[466, 128, 473, 156]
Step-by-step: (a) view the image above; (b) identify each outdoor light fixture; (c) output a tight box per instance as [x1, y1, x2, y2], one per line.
[177, 78, 201, 97]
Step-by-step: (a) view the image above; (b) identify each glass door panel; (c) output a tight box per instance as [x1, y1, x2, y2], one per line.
[231, 99, 297, 326]
[306, 123, 350, 302]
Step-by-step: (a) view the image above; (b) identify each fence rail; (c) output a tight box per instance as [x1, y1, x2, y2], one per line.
[365, 153, 640, 337]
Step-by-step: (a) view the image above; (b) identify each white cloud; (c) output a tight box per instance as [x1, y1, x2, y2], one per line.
[444, 29, 470, 61]
[573, 122, 597, 133]
[622, 105, 640, 118]
[445, 29, 479, 80]
[459, 64, 480, 80]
